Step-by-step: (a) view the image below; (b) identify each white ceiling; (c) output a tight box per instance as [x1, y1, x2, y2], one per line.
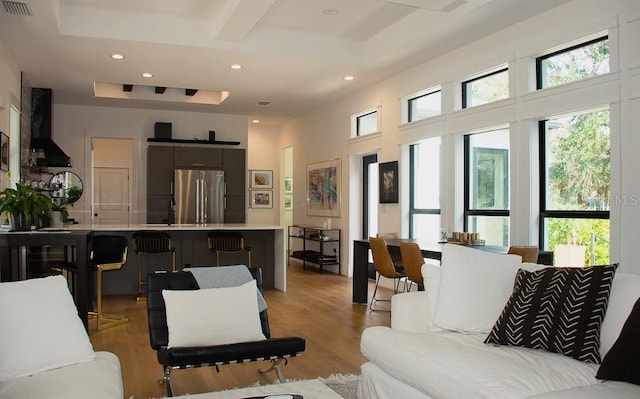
[0, 0, 569, 125]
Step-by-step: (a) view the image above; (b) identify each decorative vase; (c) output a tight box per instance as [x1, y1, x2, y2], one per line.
[9, 212, 32, 231]
[51, 211, 64, 227]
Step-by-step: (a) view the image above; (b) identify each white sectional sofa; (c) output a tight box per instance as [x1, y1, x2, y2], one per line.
[0, 275, 124, 399]
[359, 244, 640, 399]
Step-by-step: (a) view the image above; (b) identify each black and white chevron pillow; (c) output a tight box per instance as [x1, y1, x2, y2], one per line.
[485, 264, 618, 363]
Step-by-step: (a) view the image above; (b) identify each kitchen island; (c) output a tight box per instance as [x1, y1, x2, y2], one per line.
[4, 223, 287, 294]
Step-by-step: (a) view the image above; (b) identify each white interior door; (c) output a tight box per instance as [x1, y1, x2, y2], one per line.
[93, 167, 129, 224]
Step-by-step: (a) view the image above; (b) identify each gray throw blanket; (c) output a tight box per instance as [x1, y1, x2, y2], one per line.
[183, 265, 267, 312]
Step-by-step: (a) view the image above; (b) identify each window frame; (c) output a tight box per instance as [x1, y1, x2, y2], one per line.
[535, 35, 609, 90]
[461, 67, 509, 109]
[407, 87, 442, 123]
[409, 142, 441, 238]
[537, 119, 610, 249]
[463, 132, 510, 241]
[352, 108, 379, 137]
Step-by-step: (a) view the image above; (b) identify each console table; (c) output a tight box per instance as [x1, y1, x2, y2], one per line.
[352, 239, 553, 304]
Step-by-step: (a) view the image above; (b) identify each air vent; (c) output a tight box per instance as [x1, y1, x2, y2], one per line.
[257, 101, 272, 106]
[2, 1, 32, 15]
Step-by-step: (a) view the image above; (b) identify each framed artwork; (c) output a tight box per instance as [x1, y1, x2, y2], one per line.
[284, 194, 293, 210]
[250, 170, 273, 189]
[284, 177, 293, 193]
[307, 158, 341, 217]
[379, 161, 399, 203]
[0, 132, 8, 171]
[250, 190, 273, 208]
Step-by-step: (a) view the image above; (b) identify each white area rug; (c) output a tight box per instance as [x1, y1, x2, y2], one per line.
[320, 374, 360, 399]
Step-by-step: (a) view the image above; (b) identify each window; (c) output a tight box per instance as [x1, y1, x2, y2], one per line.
[539, 109, 610, 266]
[408, 88, 441, 122]
[464, 128, 510, 245]
[536, 36, 609, 90]
[462, 67, 509, 109]
[409, 137, 441, 240]
[352, 109, 378, 137]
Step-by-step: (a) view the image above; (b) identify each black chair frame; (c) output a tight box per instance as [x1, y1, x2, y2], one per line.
[146, 267, 305, 397]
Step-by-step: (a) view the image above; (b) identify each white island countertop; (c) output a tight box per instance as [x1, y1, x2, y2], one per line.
[41, 223, 286, 232]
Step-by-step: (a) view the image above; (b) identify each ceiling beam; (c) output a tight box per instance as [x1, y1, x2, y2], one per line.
[211, 0, 277, 42]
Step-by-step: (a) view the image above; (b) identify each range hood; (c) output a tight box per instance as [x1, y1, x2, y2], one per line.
[30, 88, 71, 167]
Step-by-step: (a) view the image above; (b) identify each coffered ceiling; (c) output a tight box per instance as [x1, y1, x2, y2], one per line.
[0, 0, 569, 125]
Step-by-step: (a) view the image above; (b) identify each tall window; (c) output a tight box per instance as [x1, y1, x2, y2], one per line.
[539, 109, 610, 266]
[409, 137, 441, 240]
[408, 88, 441, 122]
[464, 129, 510, 245]
[462, 67, 509, 109]
[352, 109, 378, 137]
[536, 36, 609, 90]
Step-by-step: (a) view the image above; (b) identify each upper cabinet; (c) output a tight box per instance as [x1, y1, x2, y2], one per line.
[174, 147, 222, 169]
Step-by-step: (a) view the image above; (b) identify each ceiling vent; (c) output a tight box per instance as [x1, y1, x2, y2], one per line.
[2, 1, 32, 16]
[257, 101, 272, 106]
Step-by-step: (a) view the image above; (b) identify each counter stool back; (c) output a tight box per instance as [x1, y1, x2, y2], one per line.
[92, 234, 129, 330]
[132, 231, 176, 299]
[207, 231, 252, 266]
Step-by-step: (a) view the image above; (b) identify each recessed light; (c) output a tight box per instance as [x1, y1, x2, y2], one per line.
[230, 64, 242, 70]
[111, 53, 124, 60]
[252, 119, 260, 124]
[323, 8, 338, 15]
[142, 72, 153, 78]
[343, 75, 354, 81]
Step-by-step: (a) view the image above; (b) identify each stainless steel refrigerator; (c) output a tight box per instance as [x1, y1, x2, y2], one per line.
[174, 169, 224, 224]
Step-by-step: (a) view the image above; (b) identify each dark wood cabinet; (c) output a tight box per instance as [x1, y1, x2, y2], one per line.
[222, 149, 246, 223]
[146, 146, 246, 223]
[174, 147, 222, 168]
[147, 146, 174, 223]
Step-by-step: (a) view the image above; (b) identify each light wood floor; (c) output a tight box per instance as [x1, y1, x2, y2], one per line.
[88, 263, 391, 398]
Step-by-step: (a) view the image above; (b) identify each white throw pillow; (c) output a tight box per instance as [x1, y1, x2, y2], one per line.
[162, 279, 266, 348]
[0, 276, 95, 382]
[432, 244, 522, 333]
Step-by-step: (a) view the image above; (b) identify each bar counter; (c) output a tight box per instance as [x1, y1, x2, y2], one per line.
[1, 224, 286, 328]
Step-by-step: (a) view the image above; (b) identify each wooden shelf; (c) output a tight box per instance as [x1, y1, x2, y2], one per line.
[147, 138, 240, 146]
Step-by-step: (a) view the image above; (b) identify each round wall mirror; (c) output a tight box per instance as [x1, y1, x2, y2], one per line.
[50, 171, 83, 204]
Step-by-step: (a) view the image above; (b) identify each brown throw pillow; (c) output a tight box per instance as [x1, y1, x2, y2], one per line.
[596, 297, 640, 384]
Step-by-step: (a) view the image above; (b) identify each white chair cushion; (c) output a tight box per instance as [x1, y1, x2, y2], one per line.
[162, 279, 266, 348]
[0, 276, 95, 382]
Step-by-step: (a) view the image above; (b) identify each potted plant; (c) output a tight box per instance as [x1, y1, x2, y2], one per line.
[0, 182, 52, 231]
[50, 201, 68, 227]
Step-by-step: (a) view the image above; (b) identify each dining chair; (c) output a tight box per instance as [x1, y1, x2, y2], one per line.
[507, 245, 540, 263]
[399, 242, 425, 291]
[376, 232, 403, 272]
[369, 236, 407, 311]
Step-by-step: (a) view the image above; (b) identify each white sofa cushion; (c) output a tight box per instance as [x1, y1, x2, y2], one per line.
[600, 273, 640, 358]
[0, 352, 123, 399]
[0, 276, 95, 382]
[432, 244, 523, 333]
[361, 326, 600, 399]
[162, 279, 266, 348]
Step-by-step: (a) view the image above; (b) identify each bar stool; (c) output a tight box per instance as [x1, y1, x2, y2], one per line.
[132, 231, 176, 299]
[207, 231, 252, 266]
[57, 235, 129, 330]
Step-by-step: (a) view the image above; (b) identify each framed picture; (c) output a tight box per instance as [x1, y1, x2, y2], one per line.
[0, 132, 8, 171]
[284, 177, 293, 193]
[250, 170, 273, 189]
[307, 158, 341, 217]
[250, 190, 273, 208]
[284, 194, 293, 210]
[379, 161, 399, 203]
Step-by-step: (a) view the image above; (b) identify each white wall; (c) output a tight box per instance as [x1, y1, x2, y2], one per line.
[283, 0, 640, 276]
[52, 104, 248, 224]
[0, 41, 23, 190]
[247, 124, 281, 225]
